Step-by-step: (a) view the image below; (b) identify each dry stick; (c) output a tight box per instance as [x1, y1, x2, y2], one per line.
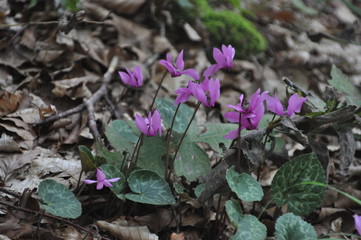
[149, 71, 168, 111]
[168, 102, 201, 180]
[0, 200, 109, 240]
[165, 103, 181, 179]
[35, 56, 120, 129]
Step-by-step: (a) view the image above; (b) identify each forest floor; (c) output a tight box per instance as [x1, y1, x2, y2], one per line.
[0, 0, 361, 239]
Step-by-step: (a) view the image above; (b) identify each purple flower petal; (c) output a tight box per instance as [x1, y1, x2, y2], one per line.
[203, 64, 221, 77]
[224, 111, 240, 123]
[135, 114, 148, 135]
[182, 69, 200, 81]
[160, 60, 177, 77]
[96, 168, 106, 182]
[287, 93, 307, 116]
[118, 71, 131, 85]
[152, 109, 162, 136]
[176, 50, 184, 71]
[103, 180, 113, 188]
[213, 47, 225, 66]
[96, 181, 104, 190]
[265, 94, 284, 116]
[175, 87, 192, 105]
[108, 177, 121, 182]
[189, 81, 207, 106]
[224, 129, 239, 139]
[354, 215, 361, 235]
[208, 78, 220, 107]
[83, 179, 97, 184]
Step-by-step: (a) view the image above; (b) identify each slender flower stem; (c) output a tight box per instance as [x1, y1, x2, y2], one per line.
[134, 134, 144, 165]
[168, 101, 201, 180]
[165, 103, 181, 179]
[237, 112, 242, 170]
[116, 86, 128, 105]
[149, 71, 168, 111]
[126, 133, 143, 178]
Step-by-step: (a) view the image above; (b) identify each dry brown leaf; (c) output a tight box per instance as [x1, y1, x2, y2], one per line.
[52, 75, 98, 98]
[0, 148, 40, 184]
[134, 209, 173, 233]
[0, 89, 21, 117]
[0, 133, 21, 153]
[2, 147, 81, 194]
[96, 219, 158, 240]
[0, 120, 36, 141]
[334, 185, 361, 208]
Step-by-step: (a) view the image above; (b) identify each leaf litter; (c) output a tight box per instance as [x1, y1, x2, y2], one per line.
[0, 0, 360, 239]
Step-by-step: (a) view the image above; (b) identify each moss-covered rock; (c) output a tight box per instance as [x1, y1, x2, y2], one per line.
[202, 9, 267, 58]
[171, 0, 267, 59]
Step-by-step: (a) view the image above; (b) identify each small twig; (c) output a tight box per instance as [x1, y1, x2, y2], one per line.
[0, 200, 109, 239]
[35, 57, 119, 141]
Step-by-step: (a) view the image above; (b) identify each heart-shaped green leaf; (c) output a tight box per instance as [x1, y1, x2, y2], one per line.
[105, 120, 138, 153]
[275, 213, 317, 240]
[174, 142, 211, 181]
[125, 169, 175, 205]
[185, 123, 236, 152]
[231, 215, 267, 240]
[78, 145, 96, 172]
[271, 152, 326, 215]
[137, 136, 167, 177]
[155, 98, 198, 134]
[225, 200, 243, 225]
[99, 164, 125, 194]
[226, 166, 263, 201]
[329, 65, 361, 107]
[38, 179, 81, 219]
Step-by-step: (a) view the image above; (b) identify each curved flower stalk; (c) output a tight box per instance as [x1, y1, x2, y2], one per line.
[224, 89, 268, 139]
[118, 66, 143, 87]
[160, 50, 200, 80]
[265, 93, 307, 116]
[203, 44, 235, 77]
[174, 78, 220, 107]
[84, 168, 120, 190]
[135, 109, 162, 137]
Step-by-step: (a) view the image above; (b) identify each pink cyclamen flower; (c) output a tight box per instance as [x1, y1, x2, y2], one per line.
[265, 93, 307, 116]
[354, 215, 361, 235]
[160, 50, 199, 80]
[174, 78, 220, 107]
[224, 89, 268, 139]
[118, 66, 143, 87]
[135, 109, 162, 137]
[84, 168, 120, 190]
[189, 78, 220, 107]
[203, 44, 235, 77]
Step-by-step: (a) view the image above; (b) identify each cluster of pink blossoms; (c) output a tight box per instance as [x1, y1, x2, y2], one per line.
[117, 44, 308, 140]
[85, 44, 309, 189]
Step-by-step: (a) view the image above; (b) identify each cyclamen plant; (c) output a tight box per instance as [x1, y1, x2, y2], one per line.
[37, 43, 361, 239]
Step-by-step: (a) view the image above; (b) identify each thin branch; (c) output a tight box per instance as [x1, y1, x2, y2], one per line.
[35, 57, 119, 140]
